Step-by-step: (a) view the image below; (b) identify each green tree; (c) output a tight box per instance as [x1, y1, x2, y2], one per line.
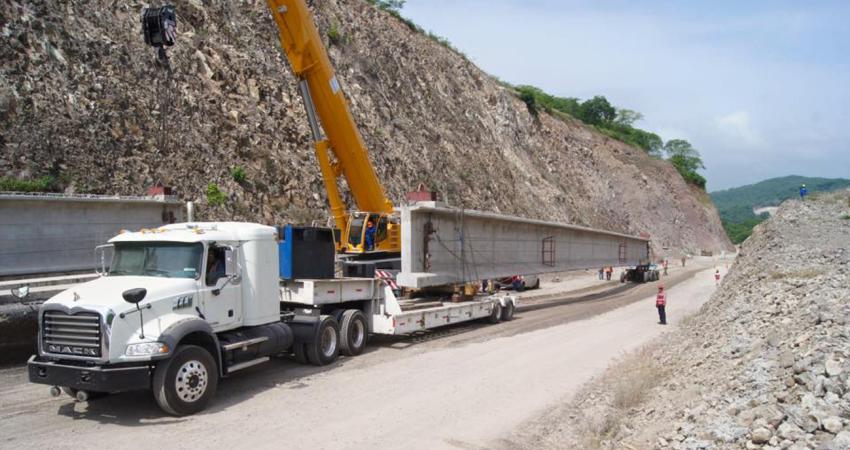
[615, 108, 643, 127]
[577, 96, 616, 125]
[634, 129, 663, 156]
[518, 88, 538, 116]
[664, 139, 706, 189]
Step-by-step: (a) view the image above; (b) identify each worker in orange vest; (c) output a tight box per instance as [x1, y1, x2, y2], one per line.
[656, 284, 667, 325]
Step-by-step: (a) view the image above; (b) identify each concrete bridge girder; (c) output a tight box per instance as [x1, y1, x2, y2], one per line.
[397, 203, 650, 288]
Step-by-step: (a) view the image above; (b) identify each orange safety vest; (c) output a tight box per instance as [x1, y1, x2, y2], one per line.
[656, 292, 666, 306]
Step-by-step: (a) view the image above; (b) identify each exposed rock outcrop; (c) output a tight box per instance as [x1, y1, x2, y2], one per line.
[0, 0, 731, 254]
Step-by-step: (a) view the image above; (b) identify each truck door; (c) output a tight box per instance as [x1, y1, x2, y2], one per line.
[200, 243, 243, 332]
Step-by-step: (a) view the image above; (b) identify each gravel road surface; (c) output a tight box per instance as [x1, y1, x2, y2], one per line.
[0, 261, 719, 449]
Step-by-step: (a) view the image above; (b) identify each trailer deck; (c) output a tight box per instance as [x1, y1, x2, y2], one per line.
[279, 277, 517, 336]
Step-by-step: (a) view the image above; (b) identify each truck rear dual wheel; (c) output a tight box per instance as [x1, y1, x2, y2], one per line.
[152, 345, 218, 416]
[339, 310, 368, 356]
[306, 315, 340, 366]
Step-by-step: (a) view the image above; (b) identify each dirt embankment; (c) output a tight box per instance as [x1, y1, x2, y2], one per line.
[509, 190, 850, 449]
[0, 0, 731, 255]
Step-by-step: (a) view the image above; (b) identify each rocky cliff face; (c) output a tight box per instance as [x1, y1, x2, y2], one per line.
[0, 0, 732, 254]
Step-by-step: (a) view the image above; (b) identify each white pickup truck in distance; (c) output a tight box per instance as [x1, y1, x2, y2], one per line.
[28, 222, 517, 416]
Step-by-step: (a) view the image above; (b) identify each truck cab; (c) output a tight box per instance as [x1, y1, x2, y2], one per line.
[28, 223, 296, 416]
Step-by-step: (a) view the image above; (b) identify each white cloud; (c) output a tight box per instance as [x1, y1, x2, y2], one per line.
[713, 111, 764, 149]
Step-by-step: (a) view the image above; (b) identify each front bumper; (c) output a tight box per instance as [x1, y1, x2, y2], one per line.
[28, 355, 152, 393]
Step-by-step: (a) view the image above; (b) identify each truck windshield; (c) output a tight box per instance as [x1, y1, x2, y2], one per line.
[109, 242, 203, 279]
[348, 217, 365, 246]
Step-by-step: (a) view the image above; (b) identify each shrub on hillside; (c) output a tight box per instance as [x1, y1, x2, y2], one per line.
[0, 175, 57, 192]
[206, 183, 226, 207]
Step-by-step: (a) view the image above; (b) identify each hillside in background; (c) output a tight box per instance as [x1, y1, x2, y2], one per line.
[711, 175, 850, 243]
[0, 0, 732, 255]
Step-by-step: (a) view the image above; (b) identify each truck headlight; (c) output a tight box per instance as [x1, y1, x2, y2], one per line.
[125, 342, 169, 356]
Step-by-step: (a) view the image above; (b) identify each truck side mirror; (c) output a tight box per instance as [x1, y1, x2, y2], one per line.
[122, 288, 147, 304]
[224, 247, 237, 277]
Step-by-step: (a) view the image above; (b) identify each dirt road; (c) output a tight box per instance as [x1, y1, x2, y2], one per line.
[0, 262, 721, 449]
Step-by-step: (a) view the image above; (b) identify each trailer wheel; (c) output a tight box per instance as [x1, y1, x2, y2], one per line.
[487, 302, 502, 324]
[152, 345, 218, 416]
[306, 315, 340, 366]
[339, 309, 368, 356]
[500, 300, 515, 321]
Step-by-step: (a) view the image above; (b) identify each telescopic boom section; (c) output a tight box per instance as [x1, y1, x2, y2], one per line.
[266, 0, 394, 232]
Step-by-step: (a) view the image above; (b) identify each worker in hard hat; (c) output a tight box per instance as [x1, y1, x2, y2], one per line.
[799, 183, 808, 200]
[655, 284, 667, 325]
[364, 220, 377, 251]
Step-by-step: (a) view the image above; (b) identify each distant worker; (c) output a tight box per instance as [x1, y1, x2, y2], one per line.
[598, 267, 604, 280]
[511, 275, 524, 292]
[799, 184, 808, 200]
[365, 220, 377, 251]
[663, 259, 669, 276]
[605, 266, 613, 281]
[714, 269, 721, 285]
[656, 284, 667, 325]
[681, 255, 687, 267]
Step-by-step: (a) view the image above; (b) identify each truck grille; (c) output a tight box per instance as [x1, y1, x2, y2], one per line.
[42, 311, 102, 358]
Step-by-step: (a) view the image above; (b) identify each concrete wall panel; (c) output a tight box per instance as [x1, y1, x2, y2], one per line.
[0, 194, 183, 277]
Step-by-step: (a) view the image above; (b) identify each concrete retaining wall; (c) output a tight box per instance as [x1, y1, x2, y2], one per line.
[0, 193, 183, 277]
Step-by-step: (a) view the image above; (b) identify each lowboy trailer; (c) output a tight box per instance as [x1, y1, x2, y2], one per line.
[28, 222, 517, 415]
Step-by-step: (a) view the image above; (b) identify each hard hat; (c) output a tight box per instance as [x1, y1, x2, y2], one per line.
[802, 184, 806, 187]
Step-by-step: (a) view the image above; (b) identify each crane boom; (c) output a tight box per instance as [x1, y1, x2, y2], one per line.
[267, 0, 394, 240]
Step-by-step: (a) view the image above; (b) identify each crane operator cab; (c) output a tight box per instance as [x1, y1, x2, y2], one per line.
[344, 212, 400, 254]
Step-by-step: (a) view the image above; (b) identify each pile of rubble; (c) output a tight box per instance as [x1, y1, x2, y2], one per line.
[517, 191, 850, 450]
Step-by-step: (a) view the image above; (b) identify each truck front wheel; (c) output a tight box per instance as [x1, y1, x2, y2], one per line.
[153, 345, 218, 416]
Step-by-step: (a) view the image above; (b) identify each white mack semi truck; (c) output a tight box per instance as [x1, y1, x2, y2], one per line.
[28, 222, 517, 416]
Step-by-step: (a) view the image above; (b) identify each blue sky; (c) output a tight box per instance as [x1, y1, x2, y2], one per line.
[400, 0, 850, 190]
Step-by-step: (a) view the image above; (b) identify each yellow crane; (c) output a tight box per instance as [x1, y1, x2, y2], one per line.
[267, 0, 400, 255]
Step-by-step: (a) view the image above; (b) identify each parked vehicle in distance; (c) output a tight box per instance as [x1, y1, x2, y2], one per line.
[495, 275, 540, 291]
